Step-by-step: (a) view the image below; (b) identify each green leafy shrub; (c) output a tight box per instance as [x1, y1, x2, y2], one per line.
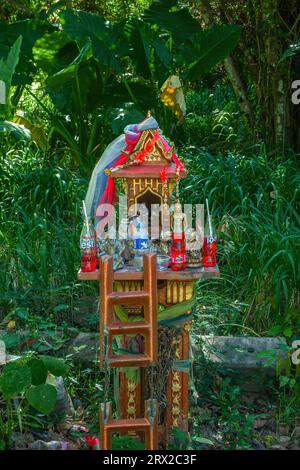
[181, 147, 300, 334]
[181, 85, 252, 153]
[0, 355, 68, 448]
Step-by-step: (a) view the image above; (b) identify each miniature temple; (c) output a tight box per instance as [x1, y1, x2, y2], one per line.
[78, 115, 219, 449]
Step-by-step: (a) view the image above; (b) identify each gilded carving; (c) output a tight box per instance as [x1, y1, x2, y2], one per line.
[171, 371, 182, 426]
[127, 378, 137, 418]
[166, 281, 194, 304]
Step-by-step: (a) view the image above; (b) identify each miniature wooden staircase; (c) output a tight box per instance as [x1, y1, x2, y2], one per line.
[99, 253, 158, 450]
[100, 400, 158, 450]
[99, 253, 158, 368]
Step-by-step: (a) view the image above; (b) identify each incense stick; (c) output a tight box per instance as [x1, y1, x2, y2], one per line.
[82, 200, 90, 237]
[206, 198, 213, 237]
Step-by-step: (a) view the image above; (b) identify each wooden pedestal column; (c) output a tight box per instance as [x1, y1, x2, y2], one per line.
[78, 265, 220, 448]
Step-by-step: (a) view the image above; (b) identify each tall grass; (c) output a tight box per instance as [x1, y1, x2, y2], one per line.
[181, 145, 300, 336]
[181, 85, 253, 153]
[0, 138, 95, 316]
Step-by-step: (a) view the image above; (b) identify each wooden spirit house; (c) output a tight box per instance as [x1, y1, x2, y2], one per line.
[78, 116, 219, 449]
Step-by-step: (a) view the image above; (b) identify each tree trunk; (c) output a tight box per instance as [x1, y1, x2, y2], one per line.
[196, 0, 255, 129]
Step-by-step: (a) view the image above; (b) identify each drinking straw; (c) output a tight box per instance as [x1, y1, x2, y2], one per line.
[82, 200, 90, 237]
[206, 198, 213, 237]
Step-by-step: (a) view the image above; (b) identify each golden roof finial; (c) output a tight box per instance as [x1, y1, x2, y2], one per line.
[147, 110, 152, 118]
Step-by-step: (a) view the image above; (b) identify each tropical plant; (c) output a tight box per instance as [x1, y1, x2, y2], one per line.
[1, 1, 241, 173]
[0, 36, 31, 140]
[0, 355, 68, 449]
[0, 35, 48, 147]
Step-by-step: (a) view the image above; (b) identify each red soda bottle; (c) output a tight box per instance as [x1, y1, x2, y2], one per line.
[171, 231, 186, 271]
[202, 235, 217, 267]
[202, 199, 217, 267]
[80, 220, 97, 272]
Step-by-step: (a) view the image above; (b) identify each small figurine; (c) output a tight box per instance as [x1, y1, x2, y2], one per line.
[129, 204, 149, 251]
[170, 200, 187, 271]
[171, 199, 187, 237]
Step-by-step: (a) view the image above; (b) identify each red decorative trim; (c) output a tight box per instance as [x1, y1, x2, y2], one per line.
[134, 130, 160, 164]
[160, 167, 168, 183]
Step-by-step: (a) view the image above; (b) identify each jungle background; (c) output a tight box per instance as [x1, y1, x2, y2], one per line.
[0, 0, 299, 451]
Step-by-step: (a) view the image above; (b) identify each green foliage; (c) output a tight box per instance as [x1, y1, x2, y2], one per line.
[280, 39, 300, 61]
[41, 356, 68, 377]
[181, 85, 251, 153]
[29, 358, 48, 386]
[0, 35, 22, 117]
[181, 142, 300, 334]
[211, 379, 259, 449]
[112, 435, 145, 450]
[179, 25, 241, 80]
[0, 363, 31, 399]
[0, 19, 53, 85]
[168, 427, 190, 450]
[0, 355, 67, 412]
[0, 120, 31, 140]
[0, 353, 68, 447]
[27, 384, 57, 415]
[0, 0, 299, 450]
[0, 2, 241, 173]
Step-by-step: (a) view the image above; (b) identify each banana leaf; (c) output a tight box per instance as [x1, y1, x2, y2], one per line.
[114, 305, 144, 323]
[159, 312, 193, 328]
[158, 298, 196, 321]
[114, 298, 196, 324]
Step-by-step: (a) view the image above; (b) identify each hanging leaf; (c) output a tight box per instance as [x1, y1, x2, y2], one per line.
[143, 0, 200, 41]
[153, 36, 172, 70]
[0, 36, 22, 117]
[27, 384, 57, 414]
[46, 41, 92, 90]
[33, 31, 77, 74]
[179, 25, 241, 80]
[125, 20, 153, 79]
[280, 40, 300, 62]
[0, 362, 31, 399]
[60, 9, 126, 72]
[0, 20, 53, 85]
[13, 114, 49, 151]
[46, 52, 103, 115]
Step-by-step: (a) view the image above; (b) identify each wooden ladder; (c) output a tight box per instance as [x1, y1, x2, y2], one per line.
[99, 253, 158, 367]
[99, 253, 158, 450]
[100, 400, 158, 450]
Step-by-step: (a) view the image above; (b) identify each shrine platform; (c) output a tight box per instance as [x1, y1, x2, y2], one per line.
[78, 265, 220, 281]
